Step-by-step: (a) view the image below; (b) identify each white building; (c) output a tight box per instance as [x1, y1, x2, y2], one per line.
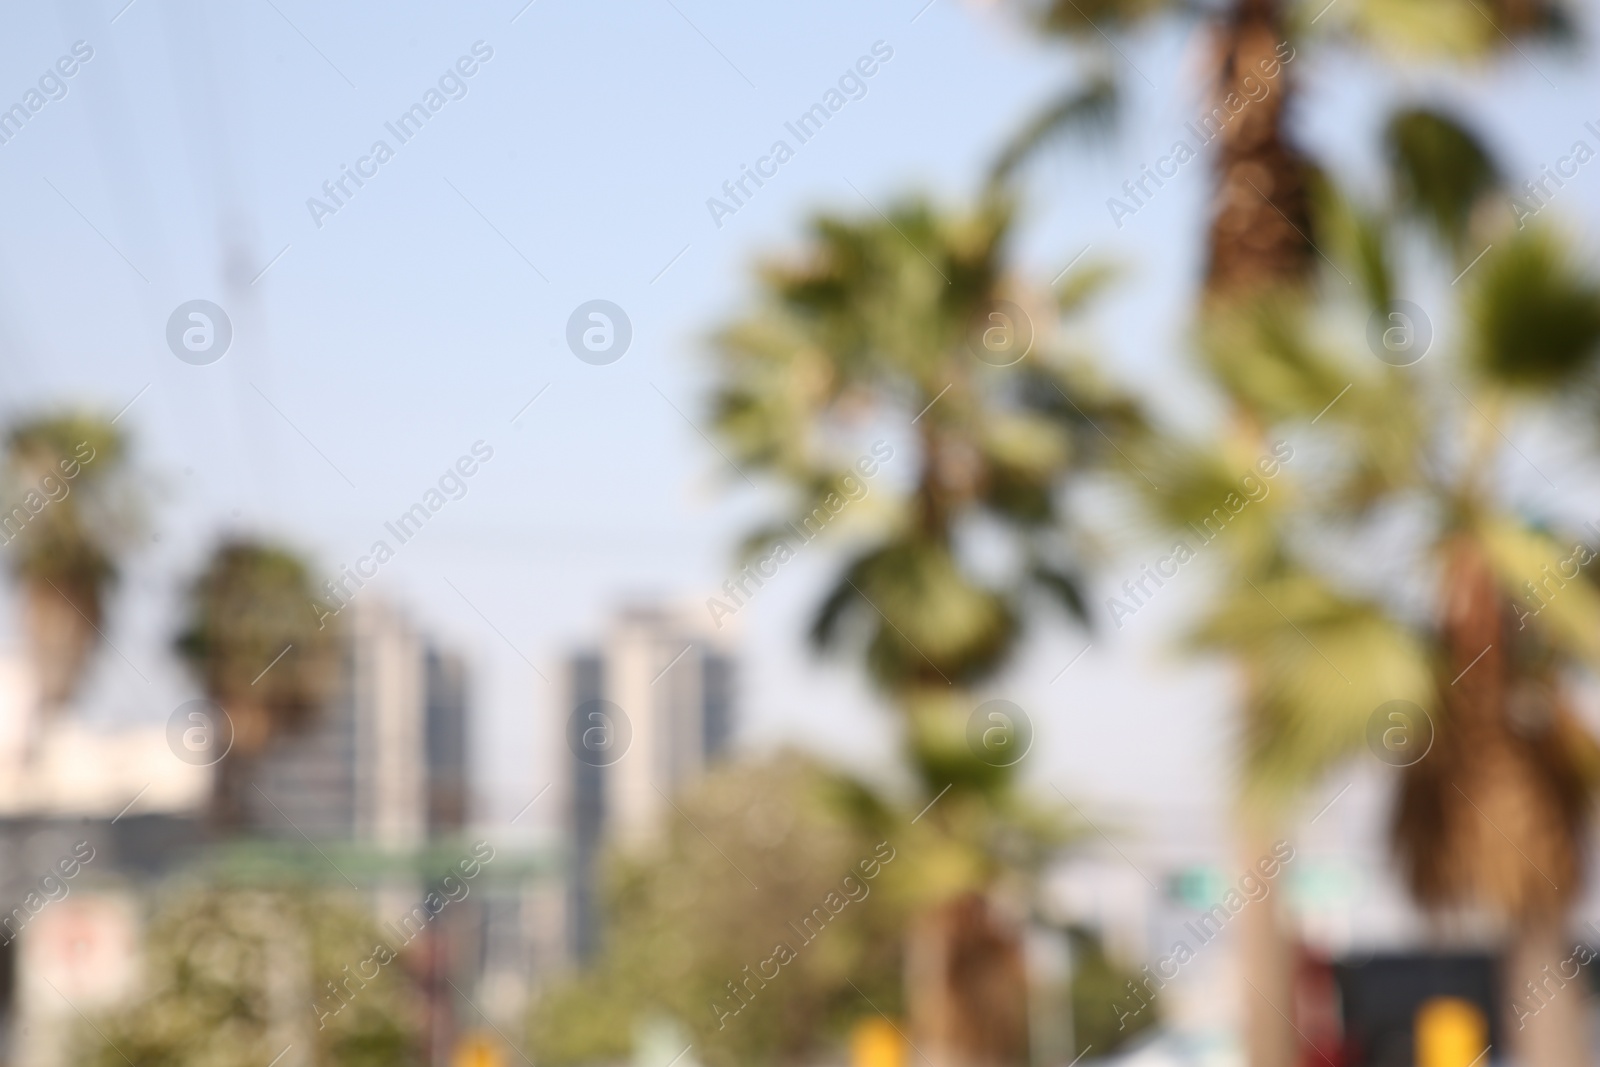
[0, 651, 207, 1067]
[250, 597, 468, 845]
[563, 604, 735, 962]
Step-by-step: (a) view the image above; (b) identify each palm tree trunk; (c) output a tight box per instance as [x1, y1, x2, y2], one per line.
[1203, 0, 1313, 299]
[907, 891, 1030, 1067]
[1504, 916, 1590, 1067]
[212, 748, 261, 832]
[1201, 0, 1312, 1049]
[23, 578, 98, 715]
[1395, 537, 1595, 1067]
[1238, 822, 1298, 1067]
[210, 699, 272, 832]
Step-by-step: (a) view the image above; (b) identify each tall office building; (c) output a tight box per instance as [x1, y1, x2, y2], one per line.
[565, 605, 734, 961]
[250, 597, 469, 843]
[246, 597, 479, 1066]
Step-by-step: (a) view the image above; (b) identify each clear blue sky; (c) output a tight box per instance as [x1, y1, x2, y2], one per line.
[0, 0, 1593, 844]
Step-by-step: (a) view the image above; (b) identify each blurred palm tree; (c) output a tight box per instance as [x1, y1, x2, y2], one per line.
[1379, 141, 1600, 1067]
[1123, 112, 1600, 1064]
[0, 413, 133, 716]
[994, 0, 1571, 299]
[997, 0, 1572, 1052]
[708, 193, 1134, 1067]
[175, 538, 338, 831]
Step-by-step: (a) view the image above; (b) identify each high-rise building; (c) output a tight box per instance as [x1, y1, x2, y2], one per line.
[249, 597, 468, 843]
[564, 605, 734, 961]
[243, 596, 483, 1066]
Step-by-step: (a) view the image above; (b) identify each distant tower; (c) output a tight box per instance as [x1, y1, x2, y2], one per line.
[424, 647, 469, 833]
[251, 598, 468, 843]
[565, 606, 734, 961]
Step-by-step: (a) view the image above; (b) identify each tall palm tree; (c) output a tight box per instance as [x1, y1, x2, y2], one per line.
[175, 538, 338, 831]
[1125, 112, 1600, 1061]
[995, 0, 1321, 1047]
[1382, 164, 1600, 1065]
[0, 413, 133, 717]
[1125, 319, 1433, 1066]
[997, 1, 1574, 1060]
[1317, 111, 1600, 1067]
[709, 193, 1138, 1067]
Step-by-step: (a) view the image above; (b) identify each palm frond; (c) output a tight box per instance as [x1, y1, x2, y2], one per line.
[1028, 562, 1093, 627]
[810, 542, 1018, 691]
[1055, 259, 1123, 315]
[1309, 171, 1394, 310]
[990, 74, 1118, 186]
[1327, 0, 1572, 57]
[1477, 515, 1600, 667]
[1384, 106, 1500, 253]
[1466, 228, 1600, 389]
[1194, 568, 1435, 812]
[1198, 297, 1365, 423]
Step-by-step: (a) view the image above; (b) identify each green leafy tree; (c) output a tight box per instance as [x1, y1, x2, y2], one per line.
[0, 413, 134, 714]
[706, 195, 1128, 1067]
[1065, 926, 1159, 1055]
[174, 539, 338, 830]
[77, 886, 422, 1067]
[529, 754, 913, 1067]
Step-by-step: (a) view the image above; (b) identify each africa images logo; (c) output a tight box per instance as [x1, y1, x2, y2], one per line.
[166, 300, 233, 365]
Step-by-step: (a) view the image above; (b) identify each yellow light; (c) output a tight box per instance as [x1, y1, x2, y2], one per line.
[452, 1032, 506, 1067]
[851, 1016, 907, 1067]
[1416, 996, 1488, 1067]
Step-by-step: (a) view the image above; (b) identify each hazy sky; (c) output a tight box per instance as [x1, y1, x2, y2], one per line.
[0, 0, 1595, 857]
